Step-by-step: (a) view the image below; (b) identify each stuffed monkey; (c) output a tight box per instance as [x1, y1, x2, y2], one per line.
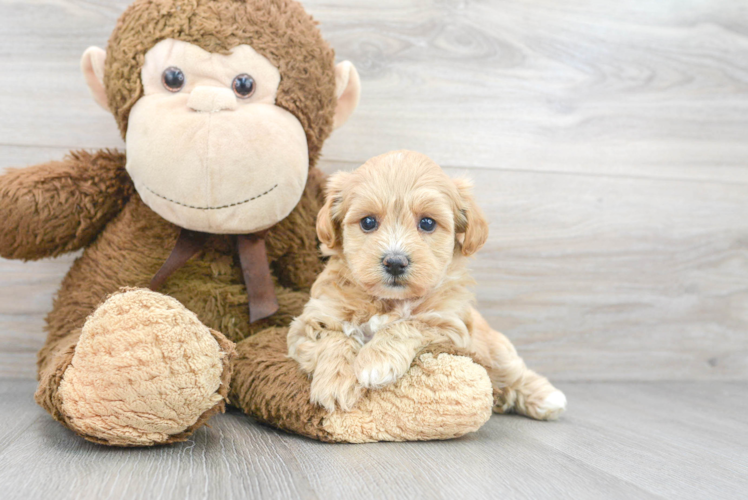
[0, 0, 494, 446]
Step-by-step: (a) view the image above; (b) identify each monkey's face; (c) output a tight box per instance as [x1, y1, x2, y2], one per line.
[125, 39, 309, 234]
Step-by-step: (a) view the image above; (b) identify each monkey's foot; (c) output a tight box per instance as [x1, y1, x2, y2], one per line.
[231, 335, 494, 443]
[57, 289, 235, 446]
[323, 351, 494, 442]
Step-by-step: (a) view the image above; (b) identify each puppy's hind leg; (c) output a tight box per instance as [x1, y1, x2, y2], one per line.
[469, 308, 566, 421]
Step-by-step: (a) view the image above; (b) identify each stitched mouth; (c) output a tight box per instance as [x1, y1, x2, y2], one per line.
[142, 183, 278, 210]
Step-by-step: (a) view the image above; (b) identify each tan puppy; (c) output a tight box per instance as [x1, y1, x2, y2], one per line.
[288, 151, 567, 420]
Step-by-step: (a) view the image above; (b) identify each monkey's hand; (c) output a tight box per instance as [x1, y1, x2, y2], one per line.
[0, 149, 132, 260]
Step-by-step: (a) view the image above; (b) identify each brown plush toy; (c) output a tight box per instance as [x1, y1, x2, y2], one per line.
[0, 0, 495, 446]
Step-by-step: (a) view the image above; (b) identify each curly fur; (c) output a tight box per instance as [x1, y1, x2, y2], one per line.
[288, 151, 567, 420]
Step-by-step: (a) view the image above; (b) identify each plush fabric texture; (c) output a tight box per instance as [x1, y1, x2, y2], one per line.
[24, 152, 325, 445]
[0, 0, 497, 446]
[230, 328, 492, 443]
[331, 61, 360, 129]
[105, 0, 337, 165]
[0, 150, 132, 261]
[126, 39, 310, 234]
[230, 326, 332, 441]
[35, 153, 326, 355]
[81, 47, 109, 110]
[56, 289, 234, 446]
[6, 151, 495, 444]
[321, 350, 493, 443]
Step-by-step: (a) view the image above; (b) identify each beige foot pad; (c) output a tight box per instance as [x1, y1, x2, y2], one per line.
[58, 289, 234, 446]
[322, 352, 494, 443]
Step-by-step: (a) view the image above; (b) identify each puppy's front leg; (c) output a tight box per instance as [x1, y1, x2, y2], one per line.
[354, 320, 429, 389]
[288, 317, 363, 412]
[308, 334, 363, 412]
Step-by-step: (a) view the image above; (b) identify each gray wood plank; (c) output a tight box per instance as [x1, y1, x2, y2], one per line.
[320, 0, 748, 182]
[459, 165, 748, 381]
[0, 380, 46, 452]
[1, 159, 746, 381]
[0, 145, 80, 170]
[277, 414, 659, 500]
[0, 250, 74, 379]
[513, 382, 748, 499]
[1, 0, 748, 183]
[1, 1, 748, 381]
[1, 380, 746, 500]
[0, 380, 319, 500]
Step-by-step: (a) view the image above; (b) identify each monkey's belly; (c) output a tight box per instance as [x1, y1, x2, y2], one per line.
[45, 197, 306, 345]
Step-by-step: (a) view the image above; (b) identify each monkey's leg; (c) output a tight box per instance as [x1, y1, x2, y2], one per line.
[469, 308, 567, 421]
[230, 329, 494, 443]
[35, 289, 235, 446]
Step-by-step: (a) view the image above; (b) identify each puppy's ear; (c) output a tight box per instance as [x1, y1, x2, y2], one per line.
[453, 178, 489, 256]
[317, 171, 352, 250]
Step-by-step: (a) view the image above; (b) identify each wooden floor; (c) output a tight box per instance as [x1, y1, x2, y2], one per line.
[1, 0, 747, 499]
[0, 380, 745, 500]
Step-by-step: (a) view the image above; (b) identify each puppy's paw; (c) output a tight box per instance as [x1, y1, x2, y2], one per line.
[354, 345, 411, 389]
[310, 363, 363, 413]
[528, 390, 567, 421]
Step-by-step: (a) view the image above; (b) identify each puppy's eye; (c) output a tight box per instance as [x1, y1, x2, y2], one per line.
[162, 67, 185, 92]
[360, 216, 378, 232]
[419, 217, 436, 232]
[232, 74, 256, 98]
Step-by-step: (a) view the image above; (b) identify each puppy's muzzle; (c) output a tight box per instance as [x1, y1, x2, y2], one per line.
[382, 253, 409, 277]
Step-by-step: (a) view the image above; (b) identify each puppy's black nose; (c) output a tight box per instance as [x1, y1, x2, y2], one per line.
[383, 254, 409, 277]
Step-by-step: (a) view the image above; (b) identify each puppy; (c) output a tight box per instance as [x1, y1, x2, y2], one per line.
[288, 150, 567, 420]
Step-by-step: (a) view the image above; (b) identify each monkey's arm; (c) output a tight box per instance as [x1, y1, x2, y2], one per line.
[0, 149, 132, 260]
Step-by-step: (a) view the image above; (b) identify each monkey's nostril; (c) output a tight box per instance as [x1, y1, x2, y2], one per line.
[382, 254, 409, 277]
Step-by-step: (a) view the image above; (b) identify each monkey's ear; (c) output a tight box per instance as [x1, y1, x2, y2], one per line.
[332, 61, 361, 130]
[453, 178, 489, 256]
[317, 171, 353, 250]
[81, 47, 109, 111]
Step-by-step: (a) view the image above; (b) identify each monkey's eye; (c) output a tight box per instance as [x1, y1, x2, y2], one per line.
[360, 216, 378, 233]
[162, 67, 185, 92]
[232, 74, 256, 98]
[419, 217, 436, 232]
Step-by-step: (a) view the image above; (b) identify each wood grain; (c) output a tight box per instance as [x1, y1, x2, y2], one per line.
[1, 0, 747, 382]
[0, 380, 745, 499]
[2, 0, 748, 182]
[4, 159, 745, 381]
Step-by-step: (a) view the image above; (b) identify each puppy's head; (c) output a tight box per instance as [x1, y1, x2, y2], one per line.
[317, 150, 489, 299]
